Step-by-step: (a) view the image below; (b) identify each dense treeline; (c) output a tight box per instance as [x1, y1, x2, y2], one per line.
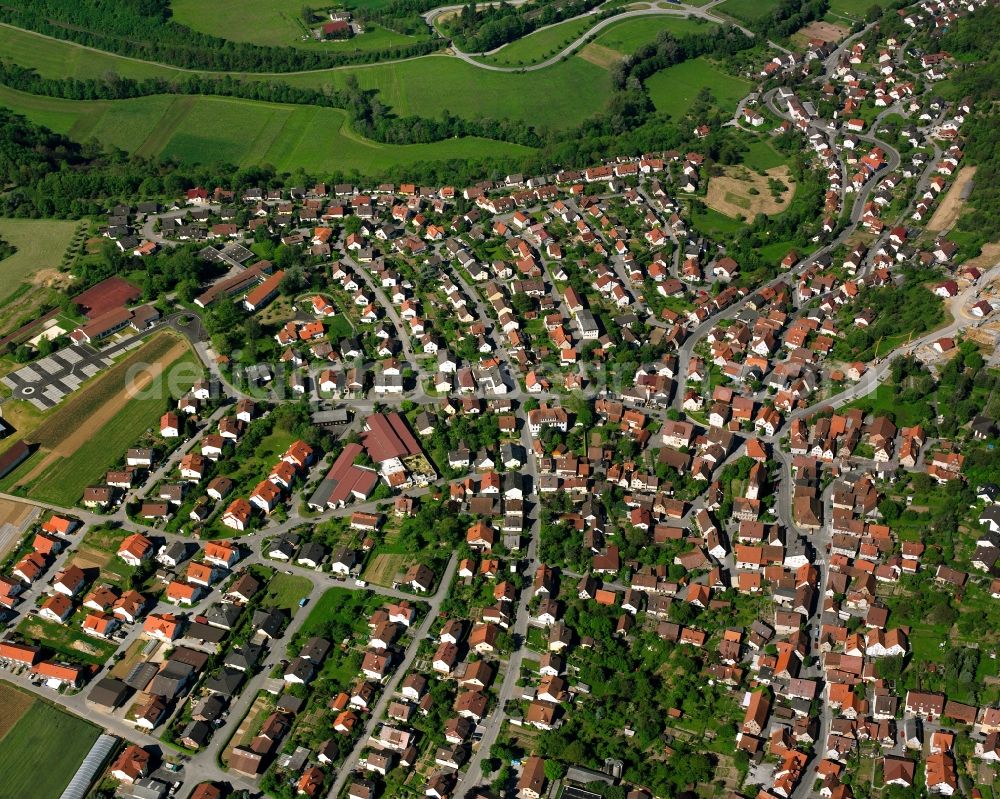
[0, 62, 546, 148]
[358, 0, 447, 37]
[941, 4, 1000, 100]
[443, 0, 603, 53]
[0, 107, 91, 188]
[748, 0, 830, 39]
[0, 0, 441, 72]
[612, 27, 754, 90]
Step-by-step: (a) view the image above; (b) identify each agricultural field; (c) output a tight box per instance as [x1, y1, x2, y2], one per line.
[302, 55, 612, 128]
[0, 219, 80, 304]
[0, 24, 611, 131]
[592, 14, 717, 54]
[170, 0, 428, 50]
[362, 552, 417, 586]
[1, 333, 198, 505]
[0, 24, 187, 82]
[0, 684, 100, 799]
[477, 16, 594, 66]
[645, 56, 751, 119]
[0, 86, 536, 174]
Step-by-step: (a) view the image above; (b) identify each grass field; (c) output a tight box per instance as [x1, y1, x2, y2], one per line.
[0, 220, 79, 303]
[297, 587, 384, 641]
[264, 572, 313, 612]
[0, 687, 100, 799]
[646, 56, 751, 119]
[741, 138, 786, 171]
[171, 0, 427, 51]
[689, 204, 747, 237]
[0, 24, 610, 131]
[477, 16, 593, 66]
[827, 0, 893, 20]
[0, 86, 536, 173]
[593, 15, 717, 54]
[715, 0, 780, 23]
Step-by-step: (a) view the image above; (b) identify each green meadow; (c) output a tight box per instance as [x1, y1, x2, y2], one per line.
[645, 56, 751, 119]
[0, 86, 535, 172]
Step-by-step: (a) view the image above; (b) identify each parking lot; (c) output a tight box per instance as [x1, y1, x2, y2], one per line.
[1, 330, 149, 410]
[2, 343, 114, 410]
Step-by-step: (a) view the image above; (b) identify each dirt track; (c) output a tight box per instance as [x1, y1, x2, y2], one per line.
[927, 166, 976, 232]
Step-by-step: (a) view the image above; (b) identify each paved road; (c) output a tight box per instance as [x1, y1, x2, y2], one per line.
[427, 0, 752, 73]
[326, 553, 458, 798]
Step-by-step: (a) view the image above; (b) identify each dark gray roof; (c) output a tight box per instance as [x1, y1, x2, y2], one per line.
[124, 661, 160, 691]
[87, 677, 132, 709]
[203, 667, 245, 697]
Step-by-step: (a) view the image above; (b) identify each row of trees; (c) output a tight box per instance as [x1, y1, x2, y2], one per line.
[0, 62, 546, 149]
[443, 0, 602, 53]
[0, 0, 440, 72]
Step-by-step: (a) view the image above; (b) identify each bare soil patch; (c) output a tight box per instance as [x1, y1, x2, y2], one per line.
[962, 241, 1000, 271]
[927, 166, 977, 233]
[793, 20, 849, 44]
[0, 498, 34, 529]
[578, 43, 622, 68]
[69, 548, 111, 572]
[29, 269, 71, 290]
[706, 165, 796, 220]
[0, 682, 35, 740]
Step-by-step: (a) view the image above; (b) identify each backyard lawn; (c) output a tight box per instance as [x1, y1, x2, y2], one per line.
[265, 572, 314, 612]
